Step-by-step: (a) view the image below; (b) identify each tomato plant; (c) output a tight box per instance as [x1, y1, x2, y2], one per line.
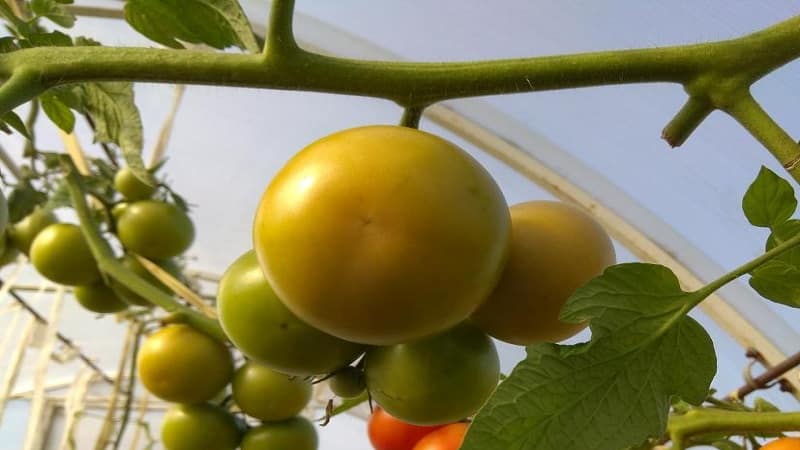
[762, 437, 800, 450]
[137, 324, 233, 404]
[113, 166, 156, 201]
[412, 423, 468, 450]
[471, 200, 616, 344]
[116, 200, 194, 260]
[240, 417, 318, 450]
[113, 254, 178, 306]
[29, 223, 100, 285]
[253, 125, 510, 345]
[367, 408, 444, 450]
[231, 361, 312, 421]
[217, 250, 364, 375]
[365, 323, 499, 425]
[328, 366, 365, 399]
[8, 207, 57, 255]
[73, 282, 128, 314]
[161, 403, 241, 450]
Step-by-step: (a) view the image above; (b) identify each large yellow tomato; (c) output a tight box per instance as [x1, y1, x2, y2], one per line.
[253, 126, 510, 345]
[471, 201, 616, 345]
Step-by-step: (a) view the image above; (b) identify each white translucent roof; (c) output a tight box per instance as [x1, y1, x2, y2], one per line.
[1, 1, 800, 449]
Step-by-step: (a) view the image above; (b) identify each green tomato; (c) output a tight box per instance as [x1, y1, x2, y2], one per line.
[0, 233, 18, 266]
[240, 417, 318, 450]
[73, 282, 128, 314]
[8, 207, 57, 255]
[365, 323, 499, 425]
[137, 324, 233, 404]
[117, 200, 194, 260]
[111, 202, 129, 220]
[218, 251, 364, 376]
[114, 167, 156, 201]
[329, 366, 365, 399]
[232, 362, 312, 422]
[161, 403, 241, 450]
[113, 254, 178, 306]
[30, 223, 100, 286]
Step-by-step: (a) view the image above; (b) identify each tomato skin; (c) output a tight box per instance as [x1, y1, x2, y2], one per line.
[232, 362, 312, 421]
[328, 366, 365, 398]
[762, 437, 800, 450]
[161, 403, 241, 450]
[240, 417, 319, 450]
[137, 324, 233, 404]
[111, 202, 129, 220]
[412, 423, 468, 450]
[254, 125, 510, 345]
[117, 200, 194, 260]
[30, 223, 100, 286]
[365, 323, 499, 425]
[218, 250, 364, 376]
[114, 167, 156, 201]
[9, 208, 57, 255]
[471, 201, 616, 345]
[368, 408, 443, 450]
[73, 282, 128, 313]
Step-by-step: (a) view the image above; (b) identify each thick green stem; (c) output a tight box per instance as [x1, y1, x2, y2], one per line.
[62, 161, 226, 342]
[662, 97, 713, 147]
[725, 93, 800, 182]
[669, 409, 800, 446]
[264, 0, 297, 56]
[400, 106, 424, 129]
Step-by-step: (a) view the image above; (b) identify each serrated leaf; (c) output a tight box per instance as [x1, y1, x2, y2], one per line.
[73, 82, 152, 186]
[742, 166, 797, 228]
[73, 36, 101, 46]
[40, 93, 75, 133]
[462, 264, 716, 450]
[0, 111, 30, 139]
[753, 397, 780, 412]
[30, 0, 75, 28]
[749, 260, 800, 307]
[123, 0, 258, 52]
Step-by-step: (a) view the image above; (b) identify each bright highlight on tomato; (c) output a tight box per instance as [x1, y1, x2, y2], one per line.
[412, 422, 468, 450]
[365, 323, 499, 425]
[217, 250, 364, 376]
[762, 437, 800, 450]
[367, 408, 444, 450]
[137, 324, 233, 404]
[471, 200, 616, 345]
[253, 125, 510, 345]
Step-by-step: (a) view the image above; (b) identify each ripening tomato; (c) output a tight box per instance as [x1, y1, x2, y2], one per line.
[73, 282, 128, 314]
[9, 207, 57, 255]
[412, 423, 468, 450]
[217, 250, 364, 376]
[114, 167, 156, 201]
[117, 200, 194, 260]
[762, 437, 800, 450]
[365, 323, 499, 425]
[253, 125, 510, 345]
[30, 223, 100, 286]
[368, 408, 444, 450]
[232, 362, 312, 422]
[137, 324, 233, 404]
[471, 201, 616, 345]
[161, 403, 241, 450]
[240, 417, 318, 450]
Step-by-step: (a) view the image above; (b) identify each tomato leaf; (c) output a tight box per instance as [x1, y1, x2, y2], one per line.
[40, 93, 75, 133]
[742, 166, 796, 228]
[462, 264, 716, 450]
[0, 111, 30, 139]
[71, 82, 153, 186]
[123, 0, 258, 52]
[749, 260, 800, 307]
[30, 0, 76, 28]
[7, 184, 46, 222]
